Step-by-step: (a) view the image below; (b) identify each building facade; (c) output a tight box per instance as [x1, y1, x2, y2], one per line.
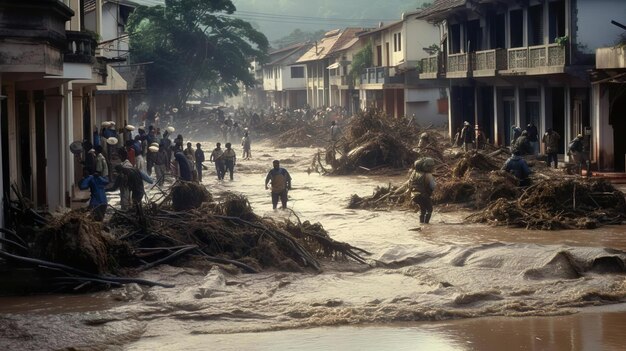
[419, 0, 626, 170]
[263, 43, 311, 109]
[359, 10, 445, 125]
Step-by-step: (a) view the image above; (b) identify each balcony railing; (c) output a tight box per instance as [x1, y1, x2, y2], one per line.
[360, 67, 403, 85]
[447, 53, 469, 74]
[472, 49, 507, 71]
[507, 47, 528, 70]
[421, 54, 440, 74]
[65, 31, 97, 64]
[507, 44, 565, 71]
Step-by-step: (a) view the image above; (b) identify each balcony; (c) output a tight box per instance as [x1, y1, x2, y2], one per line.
[446, 53, 470, 78]
[472, 49, 507, 77]
[503, 44, 566, 75]
[360, 67, 404, 86]
[419, 54, 442, 79]
[64, 31, 98, 64]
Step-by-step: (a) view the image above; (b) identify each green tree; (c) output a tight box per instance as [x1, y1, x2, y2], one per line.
[348, 41, 373, 84]
[127, 0, 269, 107]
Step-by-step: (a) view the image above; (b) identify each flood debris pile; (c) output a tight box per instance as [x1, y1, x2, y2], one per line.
[348, 151, 520, 211]
[169, 181, 212, 211]
[348, 146, 626, 230]
[468, 179, 626, 230]
[275, 124, 326, 148]
[1, 183, 368, 292]
[435, 151, 520, 208]
[312, 110, 441, 175]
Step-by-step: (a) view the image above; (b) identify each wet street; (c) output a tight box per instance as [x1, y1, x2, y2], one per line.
[2, 140, 626, 350]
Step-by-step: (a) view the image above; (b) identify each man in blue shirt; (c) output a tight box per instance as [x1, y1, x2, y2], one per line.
[79, 169, 109, 221]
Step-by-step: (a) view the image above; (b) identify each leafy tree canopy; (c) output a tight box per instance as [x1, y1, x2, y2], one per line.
[127, 0, 269, 107]
[349, 41, 373, 84]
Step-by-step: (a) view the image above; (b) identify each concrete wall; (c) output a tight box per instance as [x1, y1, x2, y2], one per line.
[404, 18, 440, 62]
[281, 65, 306, 90]
[405, 88, 444, 126]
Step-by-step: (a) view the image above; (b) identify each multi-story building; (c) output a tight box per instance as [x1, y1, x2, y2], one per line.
[0, 0, 155, 228]
[358, 10, 444, 124]
[296, 28, 367, 109]
[84, 0, 151, 136]
[418, 0, 626, 171]
[0, 0, 103, 222]
[263, 42, 312, 109]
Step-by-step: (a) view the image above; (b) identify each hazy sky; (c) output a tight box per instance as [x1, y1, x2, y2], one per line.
[230, 0, 428, 41]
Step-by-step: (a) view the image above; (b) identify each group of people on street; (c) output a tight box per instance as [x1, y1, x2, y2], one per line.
[79, 119, 291, 221]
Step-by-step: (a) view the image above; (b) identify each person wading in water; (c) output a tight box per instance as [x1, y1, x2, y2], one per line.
[264, 160, 292, 210]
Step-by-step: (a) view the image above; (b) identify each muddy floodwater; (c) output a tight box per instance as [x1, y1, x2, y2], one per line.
[2, 141, 626, 350]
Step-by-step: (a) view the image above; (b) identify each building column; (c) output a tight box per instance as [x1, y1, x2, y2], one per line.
[65, 82, 75, 203]
[493, 87, 500, 145]
[564, 86, 572, 162]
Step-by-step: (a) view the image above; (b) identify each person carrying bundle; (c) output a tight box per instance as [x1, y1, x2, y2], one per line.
[410, 157, 436, 224]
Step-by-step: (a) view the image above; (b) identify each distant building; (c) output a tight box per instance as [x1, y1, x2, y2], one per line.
[296, 28, 367, 109]
[263, 42, 312, 109]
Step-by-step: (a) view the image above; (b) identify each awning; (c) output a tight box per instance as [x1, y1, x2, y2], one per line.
[326, 62, 340, 70]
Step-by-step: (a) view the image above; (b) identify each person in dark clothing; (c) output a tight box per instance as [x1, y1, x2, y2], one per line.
[84, 147, 96, 175]
[514, 130, 534, 156]
[174, 151, 193, 181]
[154, 145, 168, 186]
[460, 121, 474, 152]
[502, 150, 532, 186]
[511, 126, 522, 149]
[108, 164, 153, 206]
[526, 122, 539, 155]
[410, 158, 436, 224]
[542, 128, 561, 168]
[265, 160, 292, 209]
[210, 142, 225, 180]
[195, 143, 205, 182]
[568, 134, 590, 177]
[221, 142, 237, 181]
[79, 169, 109, 221]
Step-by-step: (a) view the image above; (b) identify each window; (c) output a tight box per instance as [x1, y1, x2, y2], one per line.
[291, 66, 304, 78]
[393, 32, 402, 52]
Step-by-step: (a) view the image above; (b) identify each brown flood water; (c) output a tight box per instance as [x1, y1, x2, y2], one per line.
[1, 140, 626, 350]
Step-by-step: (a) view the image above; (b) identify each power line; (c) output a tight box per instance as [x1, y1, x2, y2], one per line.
[222, 14, 386, 26]
[233, 10, 396, 22]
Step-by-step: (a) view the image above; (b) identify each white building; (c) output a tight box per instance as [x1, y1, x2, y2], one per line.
[358, 10, 445, 125]
[263, 42, 312, 108]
